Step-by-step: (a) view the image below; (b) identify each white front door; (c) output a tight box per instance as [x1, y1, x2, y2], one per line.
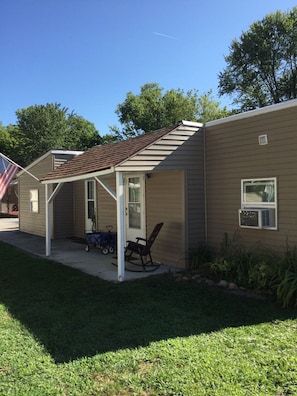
[85, 180, 96, 232]
[125, 174, 145, 242]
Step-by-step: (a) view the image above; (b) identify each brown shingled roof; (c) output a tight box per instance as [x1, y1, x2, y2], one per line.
[40, 124, 179, 182]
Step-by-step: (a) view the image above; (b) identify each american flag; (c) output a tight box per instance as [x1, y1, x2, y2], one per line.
[0, 155, 18, 200]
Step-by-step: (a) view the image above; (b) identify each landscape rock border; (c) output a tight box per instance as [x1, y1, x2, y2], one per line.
[174, 271, 269, 300]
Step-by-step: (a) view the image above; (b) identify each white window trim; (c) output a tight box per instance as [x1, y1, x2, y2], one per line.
[30, 188, 39, 213]
[240, 177, 277, 230]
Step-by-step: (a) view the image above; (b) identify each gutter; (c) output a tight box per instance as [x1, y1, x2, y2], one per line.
[206, 98, 297, 127]
[41, 167, 115, 184]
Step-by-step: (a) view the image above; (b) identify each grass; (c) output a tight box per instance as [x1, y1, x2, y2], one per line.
[0, 241, 297, 395]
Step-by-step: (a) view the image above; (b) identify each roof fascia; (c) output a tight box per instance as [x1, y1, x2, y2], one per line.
[206, 99, 297, 127]
[41, 167, 115, 184]
[181, 120, 203, 127]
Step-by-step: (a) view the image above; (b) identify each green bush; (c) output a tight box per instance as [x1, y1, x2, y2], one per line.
[277, 270, 297, 307]
[190, 233, 297, 307]
[188, 243, 211, 271]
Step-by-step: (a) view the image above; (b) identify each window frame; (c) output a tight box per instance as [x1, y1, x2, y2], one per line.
[30, 188, 39, 213]
[240, 177, 277, 230]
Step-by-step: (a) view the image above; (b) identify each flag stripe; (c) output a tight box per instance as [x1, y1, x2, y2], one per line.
[0, 157, 18, 200]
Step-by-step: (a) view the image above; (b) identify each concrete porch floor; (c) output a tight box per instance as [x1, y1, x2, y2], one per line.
[0, 217, 174, 282]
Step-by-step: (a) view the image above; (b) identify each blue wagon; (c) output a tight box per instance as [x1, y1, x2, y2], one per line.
[85, 226, 117, 255]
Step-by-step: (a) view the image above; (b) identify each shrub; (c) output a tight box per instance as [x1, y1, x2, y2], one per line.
[189, 233, 297, 307]
[188, 243, 211, 271]
[277, 270, 297, 307]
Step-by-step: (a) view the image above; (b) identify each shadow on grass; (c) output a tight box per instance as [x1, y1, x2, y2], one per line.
[0, 242, 296, 363]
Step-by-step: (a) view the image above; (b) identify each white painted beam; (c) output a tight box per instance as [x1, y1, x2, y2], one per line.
[94, 176, 116, 200]
[116, 171, 125, 282]
[45, 184, 51, 256]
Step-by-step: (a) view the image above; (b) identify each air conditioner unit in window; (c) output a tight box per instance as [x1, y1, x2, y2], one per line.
[239, 209, 272, 229]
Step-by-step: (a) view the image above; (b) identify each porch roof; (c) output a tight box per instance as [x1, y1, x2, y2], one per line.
[40, 121, 202, 184]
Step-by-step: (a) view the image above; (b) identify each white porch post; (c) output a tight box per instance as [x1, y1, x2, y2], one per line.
[45, 182, 64, 256]
[116, 171, 125, 282]
[45, 184, 51, 256]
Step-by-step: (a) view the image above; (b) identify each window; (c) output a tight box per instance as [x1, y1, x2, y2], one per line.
[128, 177, 141, 229]
[242, 178, 276, 206]
[30, 189, 39, 213]
[87, 180, 95, 220]
[240, 178, 277, 229]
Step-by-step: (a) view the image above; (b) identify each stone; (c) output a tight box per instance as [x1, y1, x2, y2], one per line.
[218, 280, 229, 288]
[228, 282, 239, 290]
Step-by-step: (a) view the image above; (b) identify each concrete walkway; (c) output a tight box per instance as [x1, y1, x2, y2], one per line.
[0, 217, 173, 282]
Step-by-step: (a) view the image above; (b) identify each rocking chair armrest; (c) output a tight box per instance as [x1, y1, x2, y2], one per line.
[135, 237, 147, 244]
[127, 240, 145, 247]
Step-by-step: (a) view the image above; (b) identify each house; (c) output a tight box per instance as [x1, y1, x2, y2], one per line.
[38, 121, 204, 281]
[18, 150, 83, 237]
[18, 99, 297, 281]
[205, 99, 297, 253]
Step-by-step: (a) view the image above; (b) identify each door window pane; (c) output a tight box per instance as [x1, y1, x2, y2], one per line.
[88, 201, 95, 220]
[128, 177, 141, 229]
[129, 178, 140, 202]
[129, 203, 141, 229]
[87, 181, 94, 199]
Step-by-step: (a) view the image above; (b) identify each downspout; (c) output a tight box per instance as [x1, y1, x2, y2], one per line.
[203, 125, 208, 246]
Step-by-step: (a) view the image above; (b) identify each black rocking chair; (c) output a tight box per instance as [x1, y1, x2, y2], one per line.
[124, 222, 164, 271]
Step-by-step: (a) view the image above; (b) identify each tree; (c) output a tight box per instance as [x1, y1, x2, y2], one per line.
[218, 7, 297, 111]
[12, 103, 101, 166]
[66, 114, 102, 151]
[113, 83, 231, 139]
[0, 123, 20, 164]
[0, 122, 14, 155]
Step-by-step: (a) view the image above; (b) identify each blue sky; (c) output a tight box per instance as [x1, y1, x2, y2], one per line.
[1, 0, 296, 136]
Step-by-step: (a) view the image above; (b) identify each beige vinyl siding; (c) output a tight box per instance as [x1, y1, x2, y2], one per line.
[184, 130, 205, 252]
[206, 105, 297, 252]
[149, 129, 205, 265]
[116, 124, 205, 268]
[116, 124, 202, 172]
[73, 177, 117, 238]
[19, 155, 53, 237]
[73, 180, 85, 238]
[97, 176, 117, 232]
[19, 152, 83, 238]
[146, 170, 185, 268]
[53, 182, 73, 238]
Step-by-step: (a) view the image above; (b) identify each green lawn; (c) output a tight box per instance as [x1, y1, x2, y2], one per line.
[0, 241, 297, 395]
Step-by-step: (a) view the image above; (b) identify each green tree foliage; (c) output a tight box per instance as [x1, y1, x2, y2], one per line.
[10, 103, 101, 166]
[113, 83, 231, 139]
[218, 7, 297, 111]
[66, 114, 102, 150]
[0, 122, 16, 155]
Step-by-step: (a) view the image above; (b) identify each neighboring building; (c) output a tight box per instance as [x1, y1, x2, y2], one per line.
[0, 180, 18, 215]
[17, 99, 297, 278]
[18, 150, 83, 237]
